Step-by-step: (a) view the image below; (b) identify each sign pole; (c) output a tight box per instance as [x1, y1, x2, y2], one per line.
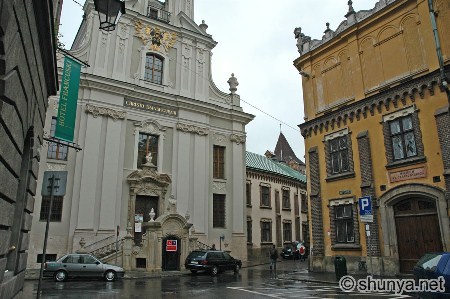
[37, 174, 55, 299]
[369, 226, 372, 276]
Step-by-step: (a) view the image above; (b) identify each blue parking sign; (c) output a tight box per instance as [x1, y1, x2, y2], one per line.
[359, 196, 372, 216]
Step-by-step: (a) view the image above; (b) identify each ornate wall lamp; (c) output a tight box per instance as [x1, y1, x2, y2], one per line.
[93, 0, 125, 31]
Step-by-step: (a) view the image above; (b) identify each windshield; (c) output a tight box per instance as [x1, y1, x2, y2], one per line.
[187, 251, 206, 259]
[416, 253, 442, 270]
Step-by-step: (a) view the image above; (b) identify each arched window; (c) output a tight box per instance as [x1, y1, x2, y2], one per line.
[144, 53, 163, 84]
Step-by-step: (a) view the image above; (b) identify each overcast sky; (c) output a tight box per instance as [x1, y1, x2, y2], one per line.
[59, 0, 377, 162]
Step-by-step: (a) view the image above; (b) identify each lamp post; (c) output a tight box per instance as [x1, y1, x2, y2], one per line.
[94, 0, 126, 32]
[219, 235, 225, 251]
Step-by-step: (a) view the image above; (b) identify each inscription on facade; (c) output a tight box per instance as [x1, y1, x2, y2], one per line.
[124, 98, 177, 117]
[389, 166, 426, 183]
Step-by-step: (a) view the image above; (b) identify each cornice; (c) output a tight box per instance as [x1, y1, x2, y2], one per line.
[299, 70, 446, 138]
[77, 73, 254, 125]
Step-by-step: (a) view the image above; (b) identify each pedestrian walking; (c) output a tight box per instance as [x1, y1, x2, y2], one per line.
[211, 244, 216, 250]
[299, 243, 306, 261]
[269, 245, 278, 274]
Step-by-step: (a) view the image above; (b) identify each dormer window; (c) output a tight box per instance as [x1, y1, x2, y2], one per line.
[149, 8, 158, 20]
[146, 3, 170, 23]
[144, 53, 163, 84]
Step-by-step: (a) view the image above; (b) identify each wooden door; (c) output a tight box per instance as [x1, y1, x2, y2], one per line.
[134, 195, 158, 245]
[394, 198, 442, 273]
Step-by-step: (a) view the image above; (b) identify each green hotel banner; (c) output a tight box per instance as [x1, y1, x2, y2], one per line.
[55, 57, 81, 142]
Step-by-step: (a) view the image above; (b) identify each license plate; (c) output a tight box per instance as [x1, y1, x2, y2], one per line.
[190, 261, 198, 264]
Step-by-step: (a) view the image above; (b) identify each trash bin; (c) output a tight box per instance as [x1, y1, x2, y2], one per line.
[334, 256, 347, 281]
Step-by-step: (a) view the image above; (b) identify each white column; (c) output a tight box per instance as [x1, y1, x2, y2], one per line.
[99, 117, 122, 230]
[231, 142, 245, 233]
[193, 134, 208, 232]
[77, 115, 103, 229]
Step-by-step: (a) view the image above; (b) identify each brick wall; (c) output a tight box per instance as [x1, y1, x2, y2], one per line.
[0, 0, 57, 298]
[308, 146, 324, 256]
[435, 106, 450, 207]
[357, 131, 381, 256]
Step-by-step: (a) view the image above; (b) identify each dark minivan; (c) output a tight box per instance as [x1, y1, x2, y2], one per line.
[185, 250, 242, 276]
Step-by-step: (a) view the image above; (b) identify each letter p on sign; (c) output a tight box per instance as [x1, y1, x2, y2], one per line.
[359, 196, 372, 216]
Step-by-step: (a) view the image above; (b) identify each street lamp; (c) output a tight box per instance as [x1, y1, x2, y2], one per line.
[94, 0, 125, 31]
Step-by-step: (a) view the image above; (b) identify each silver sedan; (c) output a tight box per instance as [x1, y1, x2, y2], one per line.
[43, 254, 125, 282]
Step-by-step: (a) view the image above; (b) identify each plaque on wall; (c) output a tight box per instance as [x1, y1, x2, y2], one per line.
[389, 166, 426, 183]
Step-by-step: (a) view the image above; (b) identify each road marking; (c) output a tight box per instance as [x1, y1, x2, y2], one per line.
[227, 287, 283, 298]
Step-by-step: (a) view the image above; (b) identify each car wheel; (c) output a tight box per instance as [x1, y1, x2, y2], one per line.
[233, 264, 240, 274]
[54, 270, 67, 282]
[104, 270, 116, 282]
[190, 270, 197, 274]
[210, 265, 218, 276]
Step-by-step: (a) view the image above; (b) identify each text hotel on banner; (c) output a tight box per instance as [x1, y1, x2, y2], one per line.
[55, 57, 81, 142]
[166, 240, 177, 252]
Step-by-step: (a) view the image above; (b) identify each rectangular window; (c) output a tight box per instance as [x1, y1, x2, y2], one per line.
[335, 204, 354, 243]
[301, 194, 308, 213]
[137, 133, 158, 168]
[330, 136, 349, 174]
[247, 219, 252, 243]
[144, 54, 163, 84]
[39, 196, 64, 222]
[246, 182, 251, 206]
[389, 115, 417, 161]
[149, 8, 158, 19]
[47, 117, 68, 160]
[213, 194, 225, 228]
[260, 186, 270, 207]
[261, 221, 272, 242]
[282, 189, 290, 209]
[37, 254, 57, 263]
[283, 222, 292, 243]
[213, 145, 225, 179]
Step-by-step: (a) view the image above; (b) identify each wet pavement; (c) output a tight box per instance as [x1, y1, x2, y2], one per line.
[24, 260, 416, 298]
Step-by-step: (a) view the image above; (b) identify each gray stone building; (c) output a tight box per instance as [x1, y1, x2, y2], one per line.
[0, 0, 59, 298]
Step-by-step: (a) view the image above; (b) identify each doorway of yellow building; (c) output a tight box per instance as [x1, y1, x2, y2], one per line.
[394, 197, 443, 273]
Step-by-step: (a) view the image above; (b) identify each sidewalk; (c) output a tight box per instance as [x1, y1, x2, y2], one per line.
[26, 258, 407, 283]
[274, 259, 413, 285]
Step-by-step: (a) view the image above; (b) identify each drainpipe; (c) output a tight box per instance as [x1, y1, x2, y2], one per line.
[427, 0, 450, 108]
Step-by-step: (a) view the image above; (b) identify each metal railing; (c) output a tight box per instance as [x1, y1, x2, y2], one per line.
[89, 238, 124, 260]
[83, 235, 116, 252]
[196, 240, 212, 250]
[146, 5, 170, 23]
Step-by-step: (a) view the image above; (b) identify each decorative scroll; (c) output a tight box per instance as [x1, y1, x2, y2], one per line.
[176, 123, 209, 136]
[230, 134, 246, 145]
[85, 104, 126, 120]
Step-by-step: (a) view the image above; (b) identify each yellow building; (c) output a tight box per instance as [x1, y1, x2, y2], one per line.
[294, 0, 450, 275]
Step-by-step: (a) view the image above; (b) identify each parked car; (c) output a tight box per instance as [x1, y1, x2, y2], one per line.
[185, 250, 242, 276]
[413, 252, 450, 298]
[281, 243, 299, 260]
[43, 253, 125, 282]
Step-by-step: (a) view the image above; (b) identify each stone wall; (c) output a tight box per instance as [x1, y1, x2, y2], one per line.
[0, 0, 57, 298]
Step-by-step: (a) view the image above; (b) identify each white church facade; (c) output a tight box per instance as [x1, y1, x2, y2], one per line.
[28, 0, 253, 272]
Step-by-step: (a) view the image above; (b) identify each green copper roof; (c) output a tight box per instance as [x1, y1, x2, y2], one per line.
[246, 151, 306, 183]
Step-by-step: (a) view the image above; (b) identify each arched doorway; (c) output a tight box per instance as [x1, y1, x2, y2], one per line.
[162, 236, 180, 271]
[394, 197, 442, 273]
